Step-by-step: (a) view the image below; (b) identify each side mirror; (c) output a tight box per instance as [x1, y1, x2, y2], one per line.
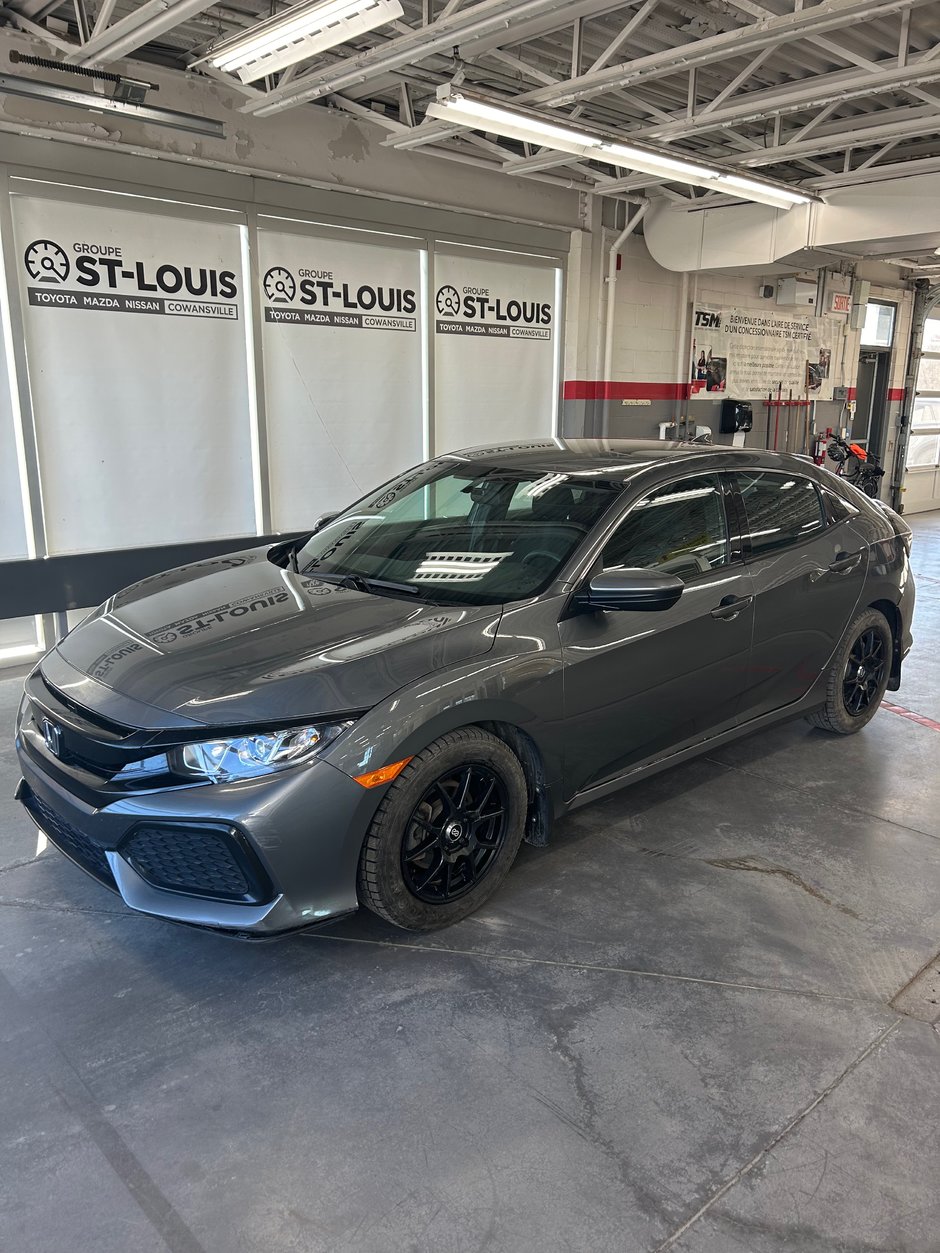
[579, 568, 684, 612]
[313, 511, 340, 532]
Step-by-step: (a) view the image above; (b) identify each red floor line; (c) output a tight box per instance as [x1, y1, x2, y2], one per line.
[881, 701, 940, 732]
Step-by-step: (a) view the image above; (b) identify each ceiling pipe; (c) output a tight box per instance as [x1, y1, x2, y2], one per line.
[602, 199, 648, 386]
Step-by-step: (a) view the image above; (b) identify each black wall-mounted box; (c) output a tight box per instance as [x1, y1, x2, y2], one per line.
[720, 399, 753, 433]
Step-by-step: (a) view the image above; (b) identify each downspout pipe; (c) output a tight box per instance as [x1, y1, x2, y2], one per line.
[603, 200, 649, 386]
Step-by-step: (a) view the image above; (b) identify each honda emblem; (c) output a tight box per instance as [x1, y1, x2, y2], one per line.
[41, 718, 63, 758]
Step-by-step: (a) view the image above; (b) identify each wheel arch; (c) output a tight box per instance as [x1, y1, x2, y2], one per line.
[474, 720, 554, 847]
[868, 597, 902, 687]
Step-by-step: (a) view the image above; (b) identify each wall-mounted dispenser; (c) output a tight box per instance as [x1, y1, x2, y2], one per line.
[720, 399, 753, 433]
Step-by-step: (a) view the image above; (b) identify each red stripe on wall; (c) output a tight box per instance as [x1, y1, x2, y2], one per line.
[563, 380, 690, 401]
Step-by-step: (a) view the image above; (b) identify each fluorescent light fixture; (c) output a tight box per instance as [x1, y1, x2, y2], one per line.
[712, 173, 813, 208]
[203, 0, 403, 84]
[598, 142, 718, 182]
[427, 96, 604, 151]
[427, 89, 815, 210]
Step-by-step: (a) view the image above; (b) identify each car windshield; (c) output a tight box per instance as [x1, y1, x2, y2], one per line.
[292, 462, 623, 606]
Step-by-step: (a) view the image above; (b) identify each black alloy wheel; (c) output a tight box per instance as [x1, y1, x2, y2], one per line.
[357, 727, 527, 930]
[842, 627, 887, 716]
[807, 606, 892, 735]
[401, 764, 508, 903]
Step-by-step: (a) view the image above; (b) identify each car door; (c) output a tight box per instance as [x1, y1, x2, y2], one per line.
[559, 471, 755, 797]
[730, 468, 868, 719]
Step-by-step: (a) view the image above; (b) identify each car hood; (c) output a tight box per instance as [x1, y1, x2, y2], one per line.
[50, 547, 501, 728]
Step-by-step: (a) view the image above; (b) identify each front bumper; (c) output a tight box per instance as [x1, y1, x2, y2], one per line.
[15, 733, 382, 937]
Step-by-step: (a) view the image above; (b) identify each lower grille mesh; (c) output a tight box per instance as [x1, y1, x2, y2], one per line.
[23, 788, 117, 890]
[122, 826, 260, 901]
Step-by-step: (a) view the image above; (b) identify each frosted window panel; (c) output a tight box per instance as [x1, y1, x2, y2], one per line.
[912, 397, 940, 429]
[12, 195, 255, 554]
[915, 355, 940, 394]
[907, 433, 940, 467]
[0, 308, 29, 560]
[434, 250, 559, 452]
[860, 302, 895, 348]
[0, 614, 41, 657]
[921, 316, 940, 354]
[259, 226, 425, 530]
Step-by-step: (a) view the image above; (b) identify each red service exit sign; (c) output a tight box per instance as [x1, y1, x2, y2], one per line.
[830, 292, 851, 313]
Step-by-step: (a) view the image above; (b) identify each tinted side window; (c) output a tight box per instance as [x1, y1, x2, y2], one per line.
[602, 475, 728, 582]
[819, 483, 860, 524]
[736, 472, 824, 556]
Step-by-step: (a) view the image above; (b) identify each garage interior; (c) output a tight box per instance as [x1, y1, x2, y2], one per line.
[1, 0, 940, 1250]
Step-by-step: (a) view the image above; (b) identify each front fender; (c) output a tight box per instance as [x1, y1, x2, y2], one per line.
[323, 644, 566, 794]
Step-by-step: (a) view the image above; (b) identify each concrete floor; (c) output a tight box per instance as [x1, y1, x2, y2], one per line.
[1, 515, 939, 1253]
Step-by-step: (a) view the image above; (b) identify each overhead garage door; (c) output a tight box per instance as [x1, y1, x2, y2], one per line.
[904, 307, 940, 514]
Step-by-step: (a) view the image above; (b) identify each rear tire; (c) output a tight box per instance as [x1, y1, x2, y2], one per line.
[357, 728, 527, 931]
[806, 607, 892, 734]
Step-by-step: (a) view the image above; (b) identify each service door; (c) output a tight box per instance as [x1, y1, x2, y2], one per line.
[560, 473, 754, 797]
[732, 470, 867, 719]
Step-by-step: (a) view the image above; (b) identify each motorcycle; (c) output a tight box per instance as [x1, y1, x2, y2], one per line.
[826, 435, 885, 499]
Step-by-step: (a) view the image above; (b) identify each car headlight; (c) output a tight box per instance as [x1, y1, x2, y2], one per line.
[179, 721, 355, 782]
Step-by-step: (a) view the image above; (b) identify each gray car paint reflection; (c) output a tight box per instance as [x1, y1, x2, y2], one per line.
[13, 440, 914, 936]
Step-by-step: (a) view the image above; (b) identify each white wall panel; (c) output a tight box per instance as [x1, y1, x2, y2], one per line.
[433, 250, 559, 451]
[11, 194, 255, 554]
[0, 302, 29, 560]
[258, 225, 425, 528]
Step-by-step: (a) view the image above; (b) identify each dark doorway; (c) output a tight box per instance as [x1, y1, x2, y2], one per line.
[853, 348, 891, 460]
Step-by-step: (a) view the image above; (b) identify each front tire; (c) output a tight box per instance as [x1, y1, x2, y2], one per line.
[357, 728, 527, 930]
[806, 607, 892, 734]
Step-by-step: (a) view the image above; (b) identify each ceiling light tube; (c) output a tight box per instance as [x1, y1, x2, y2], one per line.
[715, 173, 813, 206]
[428, 89, 815, 210]
[427, 100, 720, 183]
[598, 142, 719, 182]
[426, 96, 604, 151]
[202, 0, 403, 84]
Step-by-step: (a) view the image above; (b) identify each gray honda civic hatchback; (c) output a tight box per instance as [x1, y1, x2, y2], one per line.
[14, 439, 914, 936]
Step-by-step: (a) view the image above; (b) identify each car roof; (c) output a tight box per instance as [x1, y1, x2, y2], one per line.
[446, 438, 802, 478]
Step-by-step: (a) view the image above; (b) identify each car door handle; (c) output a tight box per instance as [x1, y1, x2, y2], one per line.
[710, 594, 754, 620]
[828, 550, 863, 574]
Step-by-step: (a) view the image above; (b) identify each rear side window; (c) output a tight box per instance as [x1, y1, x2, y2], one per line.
[819, 483, 860, 524]
[735, 472, 824, 556]
[602, 475, 728, 581]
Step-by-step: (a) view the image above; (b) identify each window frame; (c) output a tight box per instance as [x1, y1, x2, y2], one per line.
[728, 468, 829, 561]
[859, 298, 898, 350]
[593, 470, 741, 588]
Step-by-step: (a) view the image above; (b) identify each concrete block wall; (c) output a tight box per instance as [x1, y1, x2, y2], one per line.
[562, 223, 913, 478]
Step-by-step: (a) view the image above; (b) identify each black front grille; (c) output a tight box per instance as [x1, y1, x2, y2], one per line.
[120, 825, 271, 903]
[22, 787, 117, 891]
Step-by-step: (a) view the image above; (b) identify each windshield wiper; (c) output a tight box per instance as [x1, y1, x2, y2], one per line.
[305, 571, 427, 600]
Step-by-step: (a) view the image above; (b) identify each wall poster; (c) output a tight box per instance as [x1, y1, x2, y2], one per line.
[690, 306, 840, 402]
